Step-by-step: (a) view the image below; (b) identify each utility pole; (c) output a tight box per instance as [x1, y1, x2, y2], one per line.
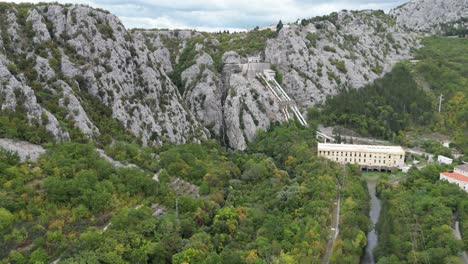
[438, 94, 443, 113]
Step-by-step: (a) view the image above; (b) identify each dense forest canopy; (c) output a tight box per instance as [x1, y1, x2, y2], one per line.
[320, 37, 468, 160]
[375, 164, 468, 264]
[321, 63, 433, 139]
[0, 124, 370, 263]
[0, 2, 466, 262]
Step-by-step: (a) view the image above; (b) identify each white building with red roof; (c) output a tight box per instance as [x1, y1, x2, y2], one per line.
[440, 164, 468, 192]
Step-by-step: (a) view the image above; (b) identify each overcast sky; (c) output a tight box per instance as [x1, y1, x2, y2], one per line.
[9, 0, 408, 32]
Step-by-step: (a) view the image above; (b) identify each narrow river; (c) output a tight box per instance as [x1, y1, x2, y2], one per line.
[361, 177, 381, 264]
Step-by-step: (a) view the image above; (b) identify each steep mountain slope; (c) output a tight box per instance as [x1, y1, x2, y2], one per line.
[0, 3, 207, 146]
[266, 10, 418, 108]
[390, 0, 468, 35]
[138, 10, 419, 149]
[0, 1, 463, 150]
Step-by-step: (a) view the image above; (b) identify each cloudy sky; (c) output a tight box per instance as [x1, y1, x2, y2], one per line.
[10, 0, 407, 32]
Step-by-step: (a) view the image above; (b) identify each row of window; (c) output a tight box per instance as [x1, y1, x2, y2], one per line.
[335, 157, 397, 164]
[319, 151, 403, 159]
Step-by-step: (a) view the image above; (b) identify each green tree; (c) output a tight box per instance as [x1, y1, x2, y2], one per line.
[276, 20, 283, 33]
[0, 207, 14, 231]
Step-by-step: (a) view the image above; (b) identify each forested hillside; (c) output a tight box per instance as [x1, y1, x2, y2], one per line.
[374, 164, 468, 263]
[0, 1, 467, 263]
[321, 63, 433, 139]
[414, 37, 468, 155]
[0, 123, 369, 263]
[321, 37, 468, 160]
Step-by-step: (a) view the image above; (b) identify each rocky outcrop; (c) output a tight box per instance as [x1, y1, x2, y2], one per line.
[96, 148, 139, 169]
[0, 2, 461, 150]
[0, 54, 69, 140]
[0, 138, 46, 161]
[170, 177, 200, 198]
[224, 74, 284, 150]
[390, 0, 468, 34]
[266, 10, 418, 108]
[0, 4, 207, 146]
[138, 9, 420, 149]
[181, 52, 224, 136]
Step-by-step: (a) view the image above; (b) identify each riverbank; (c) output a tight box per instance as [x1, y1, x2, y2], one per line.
[360, 172, 393, 264]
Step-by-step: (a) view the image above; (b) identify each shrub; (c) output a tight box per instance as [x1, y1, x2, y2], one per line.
[97, 23, 115, 40]
[323, 45, 336, 53]
[306, 33, 319, 48]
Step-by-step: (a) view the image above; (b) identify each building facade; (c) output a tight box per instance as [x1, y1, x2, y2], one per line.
[455, 164, 468, 176]
[437, 155, 453, 165]
[440, 164, 468, 192]
[317, 143, 405, 170]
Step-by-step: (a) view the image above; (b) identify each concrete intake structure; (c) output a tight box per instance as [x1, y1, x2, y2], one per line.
[317, 143, 405, 170]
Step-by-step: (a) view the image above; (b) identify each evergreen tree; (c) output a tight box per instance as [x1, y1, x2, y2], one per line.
[276, 20, 283, 33]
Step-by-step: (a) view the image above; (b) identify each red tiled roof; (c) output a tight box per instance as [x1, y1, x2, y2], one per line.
[441, 172, 468, 183]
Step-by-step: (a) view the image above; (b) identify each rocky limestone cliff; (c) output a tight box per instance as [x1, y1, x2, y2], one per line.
[266, 10, 418, 108]
[0, 138, 46, 161]
[390, 0, 468, 34]
[138, 9, 420, 148]
[0, 4, 207, 146]
[0, 2, 461, 150]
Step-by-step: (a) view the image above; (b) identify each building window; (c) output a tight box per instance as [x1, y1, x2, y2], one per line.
[400, 155, 403, 159]
[345, 158, 347, 162]
[364, 159, 366, 162]
[336, 158, 338, 161]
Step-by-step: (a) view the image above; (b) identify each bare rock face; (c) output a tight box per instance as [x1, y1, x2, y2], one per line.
[224, 74, 284, 150]
[0, 2, 461, 150]
[390, 0, 468, 34]
[182, 52, 223, 136]
[265, 10, 418, 108]
[135, 9, 423, 149]
[0, 138, 46, 161]
[0, 53, 68, 140]
[96, 148, 139, 169]
[0, 4, 207, 146]
[58, 80, 99, 138]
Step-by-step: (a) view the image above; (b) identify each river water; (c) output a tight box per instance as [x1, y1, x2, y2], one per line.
[361, 178, 381, 264]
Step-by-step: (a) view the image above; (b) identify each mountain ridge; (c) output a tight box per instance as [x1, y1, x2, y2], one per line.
[0, 0, 465, 150]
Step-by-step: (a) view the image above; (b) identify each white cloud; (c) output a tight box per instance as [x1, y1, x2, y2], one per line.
[121, 16, 247, 32]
